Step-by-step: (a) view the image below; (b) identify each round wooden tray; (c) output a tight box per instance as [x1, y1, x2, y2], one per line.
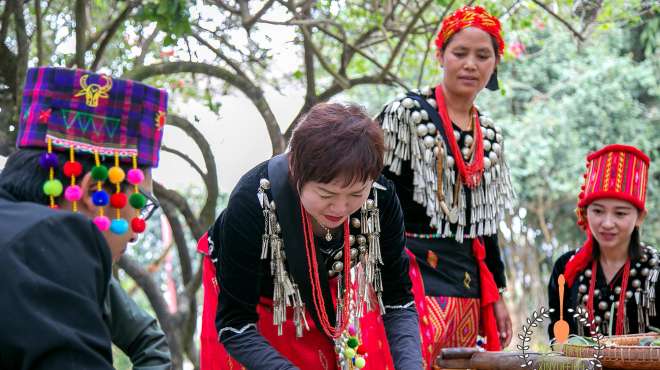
[560, 334, 660, 369]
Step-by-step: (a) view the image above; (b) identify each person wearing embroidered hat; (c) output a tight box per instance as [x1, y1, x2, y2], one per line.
[377, 5, 515, 366]
[548, 144, 657, 339]
[197, 102, 423, 369]
[0, 66, 169, 369]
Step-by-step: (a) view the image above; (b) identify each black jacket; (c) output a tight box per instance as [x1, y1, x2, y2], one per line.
[105, 277, 172, 370]
[0, 189, 114, 370]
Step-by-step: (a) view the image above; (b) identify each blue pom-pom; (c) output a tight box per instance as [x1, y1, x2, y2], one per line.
[39, 153, 59, 169]
[92, 190, 109, 206]
[110, 219, 129, 235]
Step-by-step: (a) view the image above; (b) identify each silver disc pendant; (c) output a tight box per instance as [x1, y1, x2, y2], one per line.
[447, 207, 459, 224]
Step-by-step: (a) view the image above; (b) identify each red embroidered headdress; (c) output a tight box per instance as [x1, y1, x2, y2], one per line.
[435, 5, 504, 56]
[565, 144, 650, 287]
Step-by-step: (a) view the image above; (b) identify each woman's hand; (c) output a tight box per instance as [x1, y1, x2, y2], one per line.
[493, 297, 512, 348]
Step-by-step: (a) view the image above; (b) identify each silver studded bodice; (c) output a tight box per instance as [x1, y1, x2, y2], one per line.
[378, 87, 515, 242]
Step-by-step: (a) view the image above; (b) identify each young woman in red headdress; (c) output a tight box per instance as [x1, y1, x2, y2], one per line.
[377, 5, 515, 367]
[548, 144, 657, 339]
[197, 103, 423, 369]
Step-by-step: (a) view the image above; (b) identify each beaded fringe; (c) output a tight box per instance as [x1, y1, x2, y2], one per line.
[258, 180, 309, 337]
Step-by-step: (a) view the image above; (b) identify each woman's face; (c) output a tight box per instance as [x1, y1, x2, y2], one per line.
[438, 27, 498, 98]
[587, 198, 645, 254]
[299, 177, 372, 229]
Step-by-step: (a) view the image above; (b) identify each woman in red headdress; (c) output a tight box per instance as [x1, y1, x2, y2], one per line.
[548, 144, 657, 339]
[377, 5, 515, 367]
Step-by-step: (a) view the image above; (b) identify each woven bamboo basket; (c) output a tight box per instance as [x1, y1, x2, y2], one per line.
[560, 334, 660, 369]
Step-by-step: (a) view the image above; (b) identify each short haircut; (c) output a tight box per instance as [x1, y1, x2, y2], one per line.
[288, 102, 384, 189]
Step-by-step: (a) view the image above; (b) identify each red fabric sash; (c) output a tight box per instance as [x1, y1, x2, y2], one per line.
[564, 233, 594, 288]
[472, 238, 501, 351]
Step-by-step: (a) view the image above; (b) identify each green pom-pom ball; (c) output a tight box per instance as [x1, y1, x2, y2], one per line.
[129, 193, 147, 209]
[43, 179, 63, 197]
[91, 165, 109, 181]
[347, 337, 359, 349]
[344, 348, 356, 359]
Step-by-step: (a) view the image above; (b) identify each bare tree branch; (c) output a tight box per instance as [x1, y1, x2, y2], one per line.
[74, 0, 87, 67]
[35, 0, 44, 65]
[91, 2, 136, 70]
[381, 0, 435, 77]
[284, 74, 397, 141]
[339, 27, 377, 75]
[299, 25, 350, 89]
[135, 27, 158, 67]
[160, 200, 193, 284]
[167, 114, 218, 227]
[0, 0, 14, 42]
[313, 24, 408, 87]
[298, 5, 316, 106]
[118, 254, 184, 369]
[241, 0, 277, 30]
[126, 62, 285, 155]
[162, 146, 206, 180]
[154, 181, 204, 240]
[13, 0, 28, 112]
[0, 2, 17, 98]
[416, 1, 455, 87]
[531, 0, 585, 42]
[154, 191, 202, 365]
[190, 31, 246, 78]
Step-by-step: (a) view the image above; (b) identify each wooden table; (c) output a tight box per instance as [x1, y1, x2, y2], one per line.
[435, 348, 598, 370]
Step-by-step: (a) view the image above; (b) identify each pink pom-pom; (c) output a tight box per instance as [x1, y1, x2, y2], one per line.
[64, 185, 83, 202]
[94, 216, 111, 231]
[126, 169, 145, 185]
[348, 325, 356, 336]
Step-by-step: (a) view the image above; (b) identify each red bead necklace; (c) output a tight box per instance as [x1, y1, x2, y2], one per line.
[300, 204, 352, 338]
[586, 258, 630, 335]
[434, 85, 485, 188]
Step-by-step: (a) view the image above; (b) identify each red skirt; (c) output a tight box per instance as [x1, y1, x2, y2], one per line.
[406, 249, 481, 369]
[198, 233, 396, 370]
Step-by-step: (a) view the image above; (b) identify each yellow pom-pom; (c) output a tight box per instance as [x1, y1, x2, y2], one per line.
[108, 166, 126, 184]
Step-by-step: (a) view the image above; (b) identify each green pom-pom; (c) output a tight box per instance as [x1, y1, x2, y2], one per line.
[344, 348, 356, 359]
[347, 337, 359, 349]
[43, 179, 63, 197]
[129, 193, 147, 209]
[91, 165, 108, 181]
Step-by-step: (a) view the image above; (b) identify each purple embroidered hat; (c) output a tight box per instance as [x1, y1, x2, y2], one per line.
[16, 67, 168, 234]
[17, 67, 168, 167]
